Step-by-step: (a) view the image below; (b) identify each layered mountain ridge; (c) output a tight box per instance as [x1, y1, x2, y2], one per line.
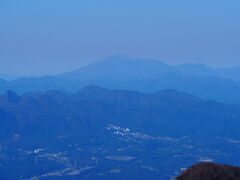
[1, 56, 240, 104]
[1, 86, 240, 140]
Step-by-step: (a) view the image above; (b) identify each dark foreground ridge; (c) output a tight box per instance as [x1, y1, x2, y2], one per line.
[177, 162, 240, 180]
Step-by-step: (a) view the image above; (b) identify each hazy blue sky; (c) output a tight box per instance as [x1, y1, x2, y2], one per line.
[1, 0, 240, 75]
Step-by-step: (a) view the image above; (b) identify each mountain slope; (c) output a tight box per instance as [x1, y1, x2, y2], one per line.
[177, 163, 240, 180]
[1, 86, 240, 139]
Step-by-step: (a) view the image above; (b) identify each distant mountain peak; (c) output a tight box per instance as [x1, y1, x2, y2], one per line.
[100, 55, 169, 66]
[102, 55, 129, 61]
[59, 56, 171, 81]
